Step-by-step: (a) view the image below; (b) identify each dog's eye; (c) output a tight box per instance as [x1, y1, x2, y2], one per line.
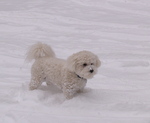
[91, 63, 94, 65]
[83, 63, 87, 67]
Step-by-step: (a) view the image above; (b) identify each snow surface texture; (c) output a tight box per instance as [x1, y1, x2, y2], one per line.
[0, 0, 150, 123]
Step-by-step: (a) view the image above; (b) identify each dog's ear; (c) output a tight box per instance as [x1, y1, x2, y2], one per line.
[95, 55, 101, 67]
[66, 54, 77, 72]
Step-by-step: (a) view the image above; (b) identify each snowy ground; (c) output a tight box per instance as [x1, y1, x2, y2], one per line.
[0, 0, 150, 123]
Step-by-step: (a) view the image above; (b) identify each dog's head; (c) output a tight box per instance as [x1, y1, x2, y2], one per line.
[66, 51, 101, 79]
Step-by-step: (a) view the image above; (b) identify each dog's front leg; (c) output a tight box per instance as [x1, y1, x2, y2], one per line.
[62, 85, 75, 99]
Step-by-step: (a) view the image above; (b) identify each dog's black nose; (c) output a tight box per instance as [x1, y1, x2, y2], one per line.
[90, 70, 94, 73]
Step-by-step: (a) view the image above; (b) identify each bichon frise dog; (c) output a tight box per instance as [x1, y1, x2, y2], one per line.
[26, 42, 101, 99]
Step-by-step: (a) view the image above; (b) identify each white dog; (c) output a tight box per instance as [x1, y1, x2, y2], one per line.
[26, 42, 101, 99]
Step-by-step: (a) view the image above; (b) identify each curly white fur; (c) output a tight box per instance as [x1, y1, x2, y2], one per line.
[26, 42, 101, 99]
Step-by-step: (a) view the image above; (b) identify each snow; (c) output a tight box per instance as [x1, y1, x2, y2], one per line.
[0, 0, 150, 123]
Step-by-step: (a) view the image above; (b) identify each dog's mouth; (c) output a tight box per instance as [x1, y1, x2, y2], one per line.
[79, 71, 96, 79]
[76, 67, 97, 79]
[86, 73, 95, 79]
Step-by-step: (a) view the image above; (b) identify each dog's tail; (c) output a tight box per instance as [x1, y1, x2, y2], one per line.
[26, 42, 55, 62]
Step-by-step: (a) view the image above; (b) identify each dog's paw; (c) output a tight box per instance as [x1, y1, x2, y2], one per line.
[65, 94, 74, 100]
[29, 86, 37, 90]
[77, 88, 84, 93]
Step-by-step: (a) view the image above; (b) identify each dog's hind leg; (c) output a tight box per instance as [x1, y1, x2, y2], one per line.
[29, 76, 43, 90]
[29, 61, 45, 90]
